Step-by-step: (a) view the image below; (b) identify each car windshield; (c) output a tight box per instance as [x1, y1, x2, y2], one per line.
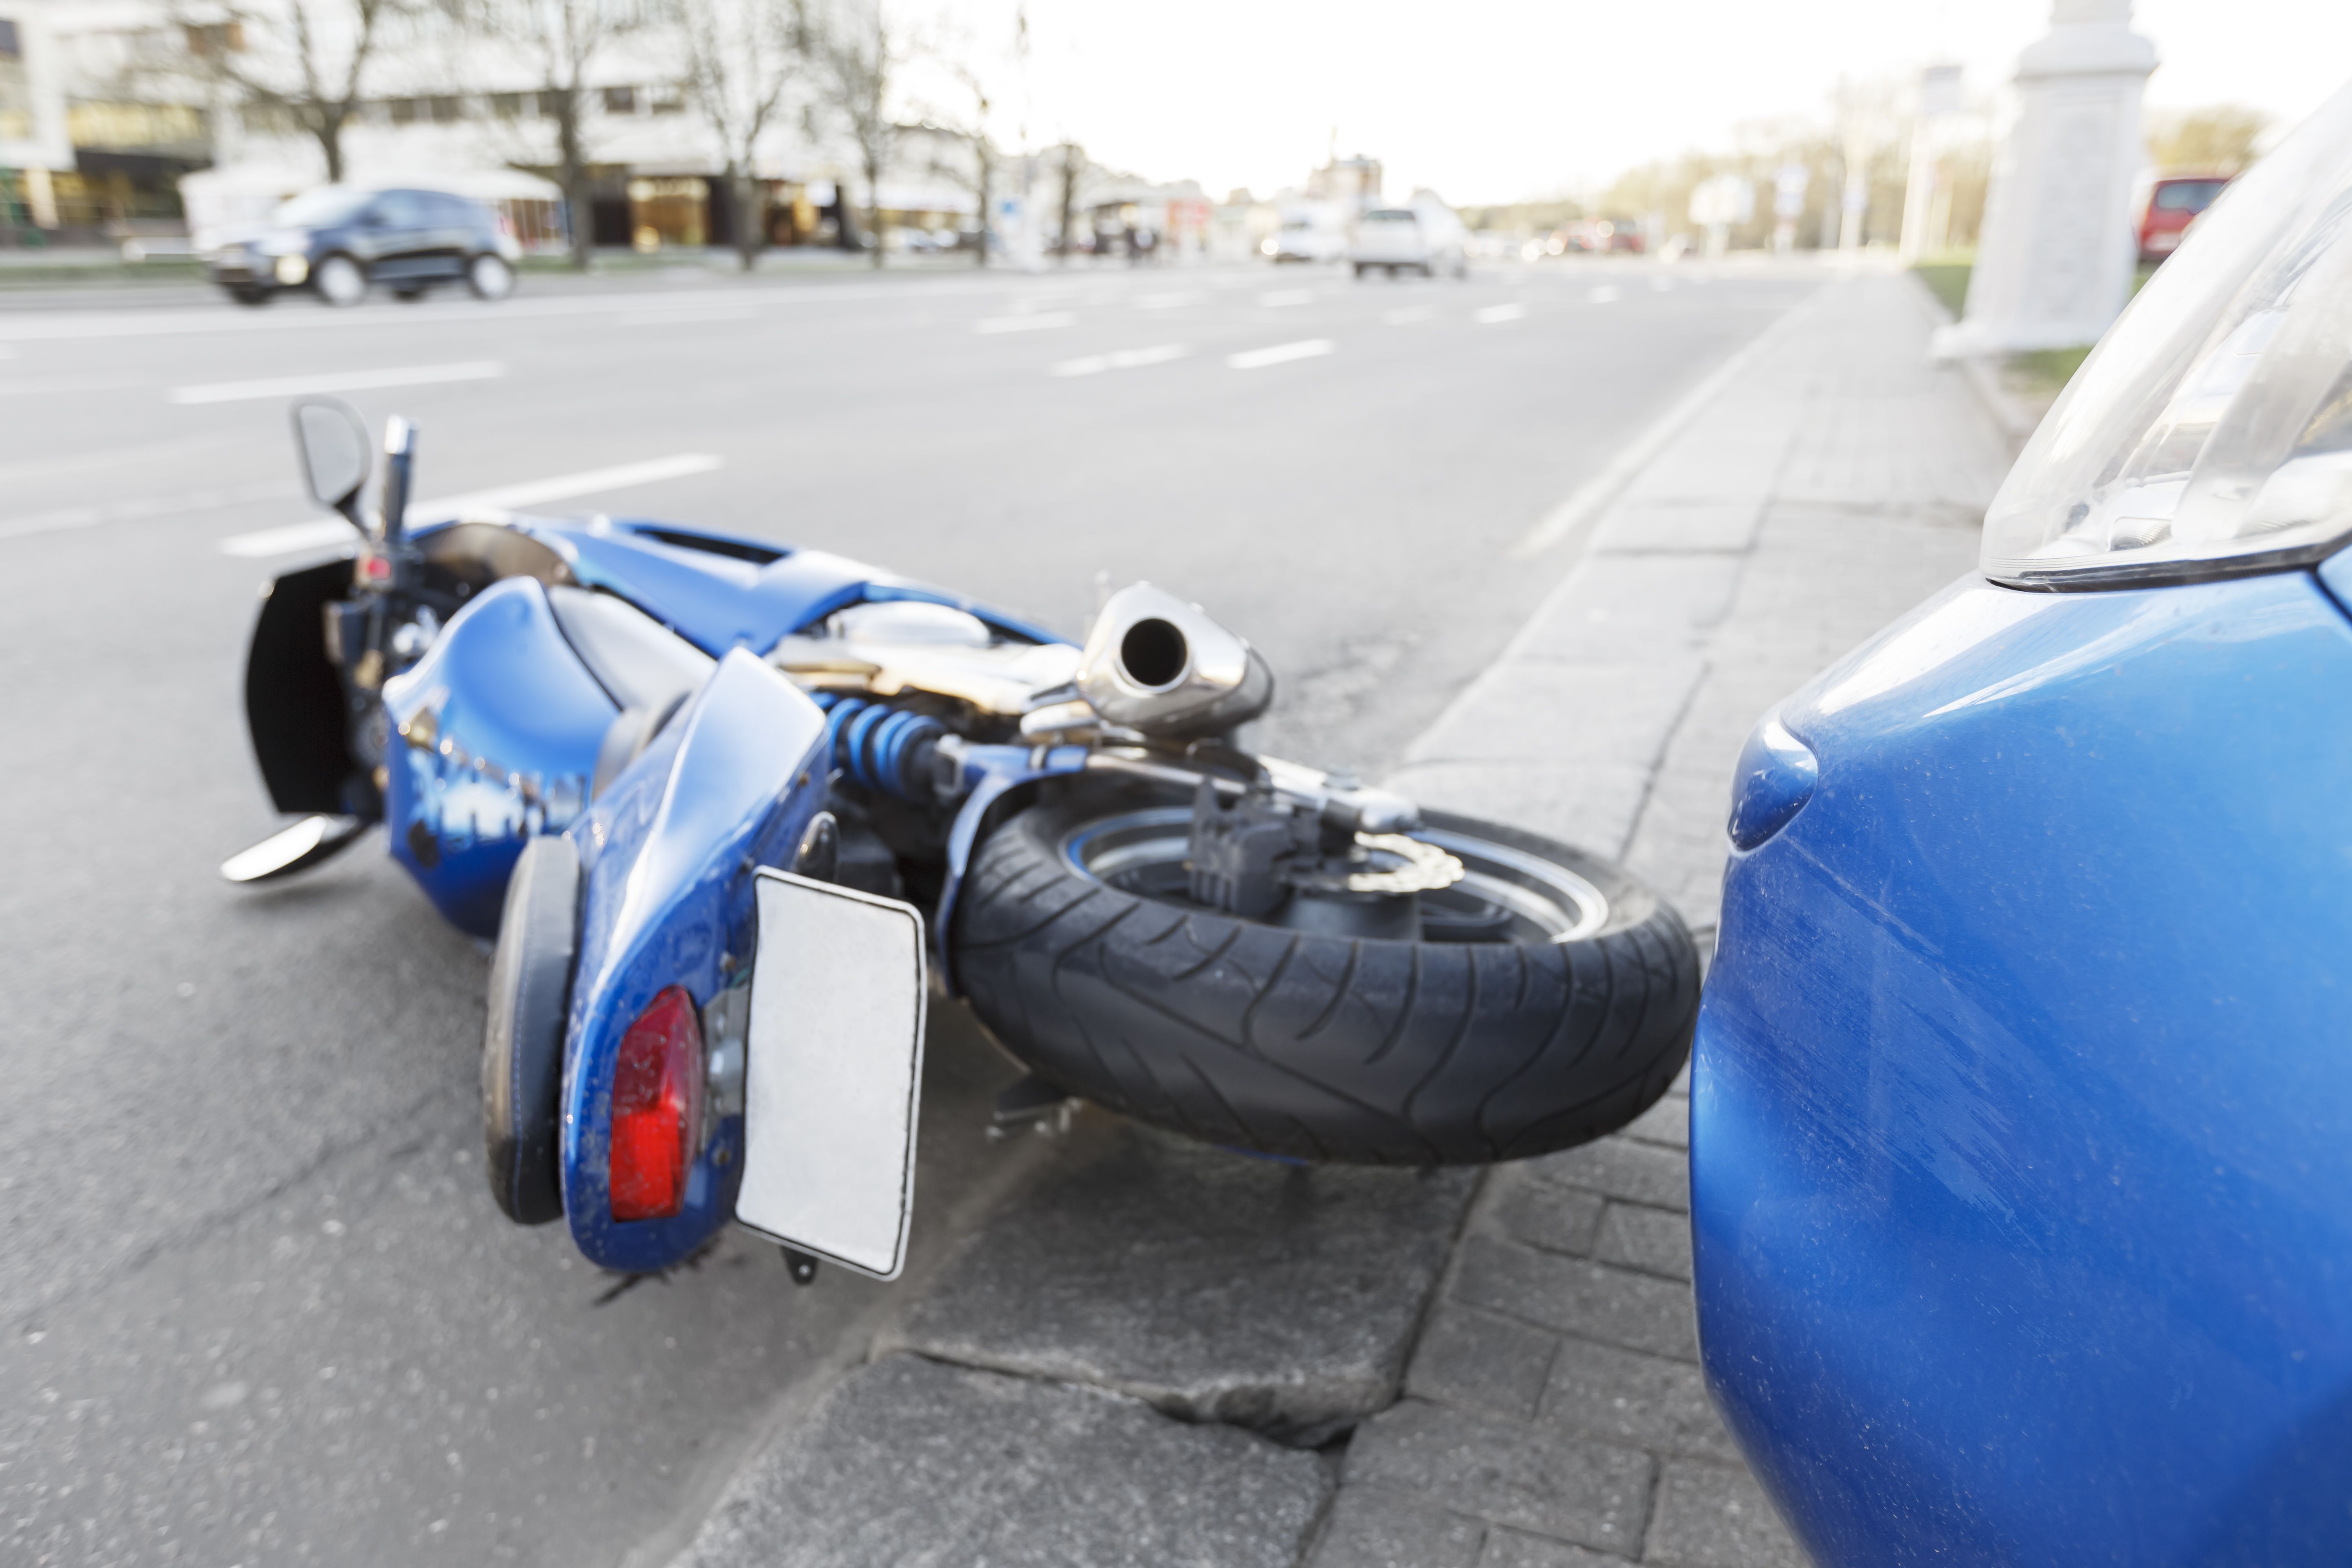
[1364, 210, 1417, 224]
[1981, 82, 2352, 582]
[270, 187, 376, 227]
[2153, 180, 2229, 212]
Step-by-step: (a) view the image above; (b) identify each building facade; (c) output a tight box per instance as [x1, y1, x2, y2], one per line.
[4, 0, 990, 254]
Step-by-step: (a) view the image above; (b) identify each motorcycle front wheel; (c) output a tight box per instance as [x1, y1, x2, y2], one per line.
[951, 777, 1697, 1165]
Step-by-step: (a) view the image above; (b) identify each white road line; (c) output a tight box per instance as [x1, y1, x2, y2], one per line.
[216, 519, 365, 559]
[216, 452, 728, 557]
[1383, 306, 1436, 326]
[409, 452, 727, 523]
[0, 375, 149, 397]
[1134, 291, 1204, 310]
[1474, 303, 1527, 325]
[1257, 289, 1315, 307]
[0, 480, 302, 543]
[1227, 339, 1336, 371]
[974, 311, 1075, 334]
[1588, 285, 1622, 304]
[1508, 286, 1829, 560]
[0, 280, 1006, 343]
[167, 361, 506, 405]
[1049, 344, 1190, 378]
[1650, 277, 1674, 292]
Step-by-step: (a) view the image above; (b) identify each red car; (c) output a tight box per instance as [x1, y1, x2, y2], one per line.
[2139, 174, 2230, 262]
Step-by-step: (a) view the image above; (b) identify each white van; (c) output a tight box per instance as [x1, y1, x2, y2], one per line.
[1267, 215, 1348, 264]
[1350, 203, 1469, 278]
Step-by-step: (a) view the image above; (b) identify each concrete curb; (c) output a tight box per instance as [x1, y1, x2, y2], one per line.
[1907, 268, 2042, 454]
[1957, 354, 2045, 450]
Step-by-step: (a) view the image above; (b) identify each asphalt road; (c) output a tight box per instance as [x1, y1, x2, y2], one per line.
[0, 255, 1813, 1566]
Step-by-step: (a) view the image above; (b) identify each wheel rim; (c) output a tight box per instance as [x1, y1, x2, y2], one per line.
[1061, 806, 1610, 943]
[473, 257, 511, 298]
[317, 258, 362, 305]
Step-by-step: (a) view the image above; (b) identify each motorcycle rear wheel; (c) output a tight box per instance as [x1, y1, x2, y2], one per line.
[951, 778, 1697, 1165]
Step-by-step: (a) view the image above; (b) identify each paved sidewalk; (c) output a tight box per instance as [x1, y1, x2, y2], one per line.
[665, 265, 2013, 1568]
[1318, 267, 2011, 1566]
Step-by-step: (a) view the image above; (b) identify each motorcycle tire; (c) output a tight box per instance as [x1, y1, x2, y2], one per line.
[951, 777, 1697, 1165]
[482, 834, 579, 1224]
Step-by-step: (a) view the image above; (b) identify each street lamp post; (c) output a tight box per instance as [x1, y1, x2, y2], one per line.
[1899, 65, 1964, 264]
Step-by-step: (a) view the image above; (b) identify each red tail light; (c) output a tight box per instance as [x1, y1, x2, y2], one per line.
[609, 986, 705, 1221]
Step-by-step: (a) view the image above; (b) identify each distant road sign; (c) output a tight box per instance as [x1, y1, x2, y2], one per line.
[1689, 175, 1755, 227]
[1774, 165, 1810, 218]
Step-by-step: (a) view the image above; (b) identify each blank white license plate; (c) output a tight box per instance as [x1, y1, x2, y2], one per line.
[734, 869, 927, 1280]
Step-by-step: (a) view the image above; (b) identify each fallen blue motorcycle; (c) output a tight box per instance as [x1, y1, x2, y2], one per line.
[227, 403, 1697, 1280]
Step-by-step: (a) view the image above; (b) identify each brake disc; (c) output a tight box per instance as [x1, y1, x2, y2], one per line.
[1283, 833, 1466, 897]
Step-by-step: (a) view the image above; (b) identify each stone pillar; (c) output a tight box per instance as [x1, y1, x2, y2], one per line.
[1937, 0, 2156, 356]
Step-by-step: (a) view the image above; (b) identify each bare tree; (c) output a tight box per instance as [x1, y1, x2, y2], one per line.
[169, 0, 408, 183]
[1055, 140, 1082, 261]
[813, 6, 907, 269]
[918, 65, 993, 267]
[453, 0, 648, 271]
[2147, 105, 2271, 175]
[677, 0, 809, 272]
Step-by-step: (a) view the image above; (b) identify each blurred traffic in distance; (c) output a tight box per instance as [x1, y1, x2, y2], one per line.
[0, 2, 2303, 294]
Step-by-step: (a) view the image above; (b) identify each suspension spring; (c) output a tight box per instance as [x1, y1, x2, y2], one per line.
[810, 693, 951, 802]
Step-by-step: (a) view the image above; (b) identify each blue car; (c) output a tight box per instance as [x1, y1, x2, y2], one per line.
[1695, 87, 2352, 1562]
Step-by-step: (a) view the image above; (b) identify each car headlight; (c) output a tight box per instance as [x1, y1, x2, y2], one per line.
[274, 253, 310, 285]
[1982, 83, 2352, 590]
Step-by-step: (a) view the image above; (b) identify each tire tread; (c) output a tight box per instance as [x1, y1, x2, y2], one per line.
[952, 783, 1696, 1163]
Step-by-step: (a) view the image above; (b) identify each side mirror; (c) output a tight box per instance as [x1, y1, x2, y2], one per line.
[289, 396, 370, 526]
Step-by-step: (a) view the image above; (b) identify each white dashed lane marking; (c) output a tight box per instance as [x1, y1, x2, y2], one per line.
[1227, 339, 1335, 371]
[1050, 344, 1191, 378]
[214, 452, 727, 557]
[167, 360, 506, 405]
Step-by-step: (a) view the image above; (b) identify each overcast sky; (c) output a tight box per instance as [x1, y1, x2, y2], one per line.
[931, 0, 2352, 204]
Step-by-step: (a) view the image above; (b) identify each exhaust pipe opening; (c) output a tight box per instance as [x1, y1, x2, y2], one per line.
[1119, 618, 1189, 690]
[1078, 582, 1273, 737]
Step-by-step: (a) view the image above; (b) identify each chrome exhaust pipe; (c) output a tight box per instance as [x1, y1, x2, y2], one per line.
[1076, 583, 1274, 738]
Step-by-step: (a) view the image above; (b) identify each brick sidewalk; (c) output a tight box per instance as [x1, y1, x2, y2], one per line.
[1310, 266, 2011, 1567]
[668, 265, 2013, 1568]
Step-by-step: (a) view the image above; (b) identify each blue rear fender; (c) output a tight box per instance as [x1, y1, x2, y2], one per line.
[381, 577, 615, 936]
[557, 649, 830, 1273]
[1693, 568, 2352, 1566]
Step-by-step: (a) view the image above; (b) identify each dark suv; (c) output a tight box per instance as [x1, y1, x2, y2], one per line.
[209, 185, 521, 307]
